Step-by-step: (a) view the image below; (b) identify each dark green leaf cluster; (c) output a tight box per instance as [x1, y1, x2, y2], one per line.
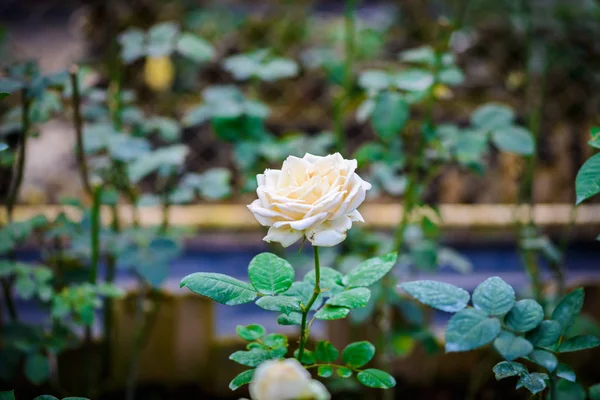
[575, 127, 600, 206]
[400, 277, 599, 396]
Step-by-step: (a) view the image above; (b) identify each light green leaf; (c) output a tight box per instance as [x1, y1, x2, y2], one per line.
[394, 69, 434, 92]
[229, 369, 254, 391]
[398, 46, 435, 66]
[493, 331, 533, 361]
[118, 29, 146, 63]
[358, 70, 391, 91]
[399, 280, 470, 313]
[304, 267, 343, 290]
[552, 288, 584, 336]
[342, 341, 375, 368]
[277, 312, 302, 325]
[445, 308, 501, 352]
[318, 365, 333, 378]
[343, 252, 398, 288]
[492, 361, 527, 380]
[24, 353, 50, 385]
[528, 349, 557, 372]
[315, 340, 339, 363]
[357, 369, 396, 389]
[439, 67, 464, 86]
[315, 305, 350, 320]
[471, 103, 515, 131]
[472, 276, 515, 316]
[236, 324, 265, 341]
[526, 320, 562, 347]
[492, 126, 535, 155]
[127, 145, 189, 183]
[32, 396, 59, 400]
[517, 372, 547, 394]
[293, 349, 316, 365]
[337, 367, 353, 378]
[575, 154, 600, 204]
[327, 287, 371, 309]
[229, 348, 270, 367]
[176, 33, 214, 63]
[556, 363, 576, 382]
[558, 335, 600, 353]
[504, 299, 544, 333]
[182, 105, 211, 127]
[372, 91, 409, 141]
[256, 296, 301, 315]
[180, 272, 257, 305]
[248, 252, 294, 295]
[147, 22, 180, 57]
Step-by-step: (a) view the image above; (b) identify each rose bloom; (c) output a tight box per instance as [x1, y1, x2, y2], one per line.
[249, 359, 330, 400]
[248, 153, 371, 247]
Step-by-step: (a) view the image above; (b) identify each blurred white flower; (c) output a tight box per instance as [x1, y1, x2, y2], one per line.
[248, 153, 371, 248]
[249, 359, 330, 400]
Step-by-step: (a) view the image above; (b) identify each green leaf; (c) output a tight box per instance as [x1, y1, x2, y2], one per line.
[127, 145, 189, 183]
[394, 69, 434, 92]
[318, 365, 333, 378]
[229, 369, 254, 391]
[304, 267, 343, 291]
[343, 252, 398, 288]
[293, 349, 316, 365]
[526, 320, 562, 347]
[471, 103, 515, 131]
[336, 367, 353, 378]
[589, 127, 600, 149]
[399, 280, 470, 313]
[493, 331, 533, 361]
[263, 333, 287, 349]
[327, 288, 371, 309]
[314, 305, 350, 320]
[118, 29, 146, 63]
[372, 92, 409, 141]
[0, 391, 16, 400]
[256, 296, 301, 315]
[176, 33, 214, 63]
[552, 288, 584, 336]
[342, 341, 375, 368]
[399, 46, 435, 66]
[556, 380, 586, 400]
[504, 299, 544, 333]
[492, 126, 535, 155]
[558, 335, 600, 353]
[517, 372, 547, 394]
[236, 324, 266, 341]
[576, 153, 600, 204]
[180, 272, 257, 305]
[358, 70, 391, 91]
[248, 253, 294, 295]
[472, 277, 515, 317]
[439, 67, 465, 86]
[229, 348, 270, 367]
[24, 353, 50, 384]
[492, 361, 527, 380]
[315, 340, 339, 363]
[445, 308, 501, 352]
[357, 369, 396, 389]
[147, 22, 180, 57]
[277, 312, 302, 325]
[589, 383, 600, 400]
[556, 363, 576, 382]
[528, 349, 557, 372]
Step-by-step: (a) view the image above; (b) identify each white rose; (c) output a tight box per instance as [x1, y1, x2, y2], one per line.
[249, 359, 330, 400]
[248, 153, 371, 247]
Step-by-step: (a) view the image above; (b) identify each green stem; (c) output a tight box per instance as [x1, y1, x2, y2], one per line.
[298, 246, 321, 363]
[549, 372, 558, 400]
[101, 205, 120, 379]
[70, 65, 93, 196]
[90, 186, 102, 284]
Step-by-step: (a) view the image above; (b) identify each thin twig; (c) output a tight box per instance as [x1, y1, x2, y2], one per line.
[298, 246, 321, 362]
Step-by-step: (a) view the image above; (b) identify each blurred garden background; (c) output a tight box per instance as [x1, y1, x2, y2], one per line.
[0, 0, 599, 399]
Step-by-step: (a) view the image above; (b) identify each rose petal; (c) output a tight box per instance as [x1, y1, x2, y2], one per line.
[263, 226, 304, 248]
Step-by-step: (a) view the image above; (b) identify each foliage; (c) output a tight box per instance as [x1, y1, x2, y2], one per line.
[401, 277, 600, 396]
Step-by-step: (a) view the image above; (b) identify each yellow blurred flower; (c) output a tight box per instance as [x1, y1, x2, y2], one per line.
[144, 56, 175, 92]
